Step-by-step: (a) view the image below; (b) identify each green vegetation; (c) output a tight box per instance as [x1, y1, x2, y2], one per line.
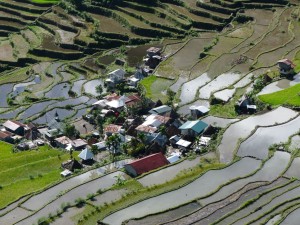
[31, 0, 59, 3]
[140, 75, 157, 99]
[258, 83, 300, 106]
[0, 142, 70, 209]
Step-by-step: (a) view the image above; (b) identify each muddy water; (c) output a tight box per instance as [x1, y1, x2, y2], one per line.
[215, 179, 298, 225]
[238, 116, 300, 160]
[232, 184, 300, 225]
[126, 202, 201, 225]
[200, 151, 290, 206]
[103, 157, 261, 225]
[127, 44, 163, 67]
[98, 55, 115, 65]
[195, 178, 289, 225]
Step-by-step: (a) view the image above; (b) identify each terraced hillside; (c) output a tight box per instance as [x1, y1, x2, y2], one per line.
[1, 0, 300, 225]
[0, 0, 290, 72]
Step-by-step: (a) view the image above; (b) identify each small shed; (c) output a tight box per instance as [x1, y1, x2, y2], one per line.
[189, 105, 209, 118]
[78, 148, 94, 161]
[176, 139, 192, 149]
[61, 169, 72, 177]
[61, 159, 82, 172]
[277, 59, 295, 75]
[167, 153, 181, 163]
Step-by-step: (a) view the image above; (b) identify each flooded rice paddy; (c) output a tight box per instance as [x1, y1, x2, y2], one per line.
[103, 157, 261, 225]
[218, 107, 297, 163]
[238, 116, 300, 160]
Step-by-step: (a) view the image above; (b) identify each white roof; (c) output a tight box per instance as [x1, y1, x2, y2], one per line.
[93, 99, 107, 106]
[170, 135, 180, 142]
[199, 136, 211, 146]
[129, 77, 139, 82]
[176, 139, 192, 148]
[65, 143, 72, 151]
[167, 154, 180, 163]
[3, 120, 21, 131]
[61, 169, 72, 177]
[189, 105, 210, 113]
[142, 118, 162, 128]
[78, 148, 94, 160]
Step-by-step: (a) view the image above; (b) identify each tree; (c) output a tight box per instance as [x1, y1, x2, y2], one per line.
[64, 124, 80, 139]
[96, 84, 103, 96]
[166, 88, 175, 106]
[96, 115, 104, 134]
[106, 134, 121, 162]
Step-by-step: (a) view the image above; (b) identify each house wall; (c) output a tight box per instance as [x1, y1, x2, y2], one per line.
[124, 165, 138, 177]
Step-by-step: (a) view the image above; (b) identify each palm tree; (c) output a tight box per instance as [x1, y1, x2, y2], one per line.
[106, 134, 121, 162]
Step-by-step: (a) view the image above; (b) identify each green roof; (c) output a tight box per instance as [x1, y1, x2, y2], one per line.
[179, 120, 208, 133]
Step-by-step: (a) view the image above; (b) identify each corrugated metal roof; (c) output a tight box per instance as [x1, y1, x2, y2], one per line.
[179, 120, 208, 133]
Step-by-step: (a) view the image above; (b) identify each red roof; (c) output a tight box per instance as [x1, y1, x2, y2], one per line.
[104, 124, 122, 133]
[0, 131, 13, 139]
[277, 59, 295, 68]
[126, 153, 169, 176]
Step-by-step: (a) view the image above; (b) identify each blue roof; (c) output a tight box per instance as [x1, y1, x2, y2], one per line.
[179, 120, 208, 133]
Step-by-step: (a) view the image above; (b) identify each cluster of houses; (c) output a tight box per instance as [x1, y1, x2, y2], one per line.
[104, 47, 164, 89]
[0, 47, 219, 178]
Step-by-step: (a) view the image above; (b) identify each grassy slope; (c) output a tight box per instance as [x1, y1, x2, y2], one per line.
[0, 142, 70, 209]
[31, 0, 59, 3]
[258, 83, 300, 106]
[259, 50, 300, 106]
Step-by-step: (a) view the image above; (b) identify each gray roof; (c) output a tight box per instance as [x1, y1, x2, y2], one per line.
[78, 148, 94, 160]
[149, 105, 172, 115]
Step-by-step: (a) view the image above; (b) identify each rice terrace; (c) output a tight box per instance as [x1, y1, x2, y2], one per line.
[1, 0, 300, 225]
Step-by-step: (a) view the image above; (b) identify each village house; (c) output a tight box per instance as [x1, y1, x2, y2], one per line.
[179, 120, 208, 138]
[104, 124, 123, 137]
[124, 152, 169, 177]
[93, 94, 142, 113]
[3, 120, 28, 136]
[149, 105, 172, 117]
[71, 139, 87, 150]
[0, 130, 14, 143]
[78, 148, 94, 164]
[277, 59, 295, 76]
[55, 136, 72, 149]
[135, 124, 157, 135]
[189, 105, 210, 118]
[235, 95, 256, 114]
[105, 69, 126, 87]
